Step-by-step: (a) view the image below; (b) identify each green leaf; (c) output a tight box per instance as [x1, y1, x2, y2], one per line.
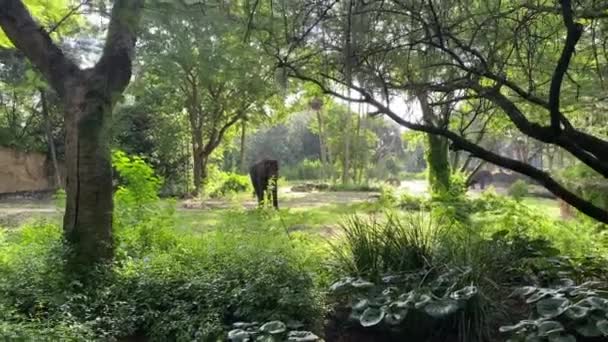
[424, 299, 460, 318]
[287, 331, 320, 342]
[536, 297, 570, 318]
[415, 294, 432, 309]
[450, 286, 478, 300]
[565, 305, 590, 320]
[260, 321, 287, 335]
[228, 329, 251, 342]
[575, 320, 602, 337]
[352, 299, 369, 311]
[584, 297, 608, 311]
[597, 320, 608, 335]
[510, 286, 537, 298]
[330, 277, 354, 292]
[351, 278, 374, 289]
[499, 320, 536, 333]
[526, 289, 557, 303]
[537, 320, 564, 337]
[359, 307, 385, 327]
[547, 334, 576, 342]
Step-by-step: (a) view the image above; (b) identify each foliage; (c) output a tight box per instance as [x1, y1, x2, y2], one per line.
[205, 169, 252, 198]
[53, 188, 66, 210]
[508, 180, 529, 202]
[329, 268, 486, 341]
[282, 159, 323, 181]
[0, 209, 325, 340]
[398, 193, 427, 211]
[330, 213, 446, 280]
[112, 150, 163, 225]
[328, 183, 381, 192]
[502, 281, 608, 341]
[227, 320, 321, 342]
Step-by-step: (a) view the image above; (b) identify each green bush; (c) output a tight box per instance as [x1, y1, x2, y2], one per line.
[112, 150, 163, 225]
[508, 180, 529, 201]
[502, 281, 608, 341]
[204, 168, 252, 198]
[282, 159, 324, 180]
[328, 183, 381, 192]
[330, 213, 446, 280]
[0, 209, 325, 340]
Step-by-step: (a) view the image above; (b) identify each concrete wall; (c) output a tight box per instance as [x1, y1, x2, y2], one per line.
[0, 146, 57, 194]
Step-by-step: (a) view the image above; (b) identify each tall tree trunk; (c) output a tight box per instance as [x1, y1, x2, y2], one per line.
[0, 0, 145, 270]
[192, 145, 203, 196]
[418, 92, 451, 195]
[315, 109, 329, 180]
[341, 110, 351, 185]
[63, 74, 114, 268]
[239, 120, 247, 173]
[40, 89, 61, 188]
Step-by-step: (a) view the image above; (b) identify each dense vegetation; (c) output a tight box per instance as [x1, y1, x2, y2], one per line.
[0, 0, 607, 341]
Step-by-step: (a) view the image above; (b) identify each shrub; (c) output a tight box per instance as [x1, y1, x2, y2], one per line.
[502, 280, 608, 341]
[508, 180, 529, 201]
[398, 193, 426, 211]
[330, 213, 446, 280]
[204, 169, 252, 198]
[0, 209, 325, 340]
[112, 150, 162, 225]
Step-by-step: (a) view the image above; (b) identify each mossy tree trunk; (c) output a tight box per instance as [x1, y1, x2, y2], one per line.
[0, 0, 145, 269]
[417, 91, 452, 195]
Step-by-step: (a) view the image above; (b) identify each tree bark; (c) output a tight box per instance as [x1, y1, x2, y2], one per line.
[40, 89, 61, 188]
[0, 0, 145, 269]
[239, 120, 247, 173]
[418, 92, 451, 195]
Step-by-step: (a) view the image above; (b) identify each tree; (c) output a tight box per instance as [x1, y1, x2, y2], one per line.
[139, 3, 275, 195]
[258, 0, 608, 223]
[0, 0, 145, 267]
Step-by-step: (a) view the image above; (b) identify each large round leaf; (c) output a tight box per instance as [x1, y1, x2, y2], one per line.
[360, 307, 385, 327]
[548, 334, 576, 342]
[510, 286, 537, 298]
[260, 321, 287, 335]
[537, 297, 570, 318]
[384, 310, 407, 325]
[424, 299, 460, 318]
[575, 320, 602, 337]
[597, 320, 608, 335]
[228, 329, 251, 342]
[351, 278, 374, 289]
[565, 305, 590, 320]
[526, 289, 557, 303]
[415, 294, 432, 309]
[330, 277, 354, 292]
[353, 299, 369, 312]
[450, 286, 478, 301]
[287, 331, 320, 342]
[585, 297, 608, 311]
[537, 320, 564, 337]
[498, 320, 535, 333]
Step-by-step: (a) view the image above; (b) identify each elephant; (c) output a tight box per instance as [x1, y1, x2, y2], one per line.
[249, 159, 279, 209]
[468, 170, 493, 189]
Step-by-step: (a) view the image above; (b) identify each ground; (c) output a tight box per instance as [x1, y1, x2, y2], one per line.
[0, 180, 561, 232]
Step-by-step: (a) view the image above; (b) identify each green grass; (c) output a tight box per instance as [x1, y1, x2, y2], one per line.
[521, 197, 560, 219]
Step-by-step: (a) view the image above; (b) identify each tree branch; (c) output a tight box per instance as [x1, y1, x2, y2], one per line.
[549, 0, 583, 132]
[0, 0, 80, 97]
[94, 0, 145, 95]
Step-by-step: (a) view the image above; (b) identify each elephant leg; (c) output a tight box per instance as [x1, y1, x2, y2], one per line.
[272, 177, 278, 209]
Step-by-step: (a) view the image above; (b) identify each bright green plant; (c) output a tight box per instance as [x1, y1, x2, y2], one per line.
[52, 188, 66, 210]
[508, 180, 529, 201]
[112, 150, 162, 225]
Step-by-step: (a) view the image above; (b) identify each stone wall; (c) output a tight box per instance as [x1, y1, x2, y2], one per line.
[0, 146, 60, 194]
